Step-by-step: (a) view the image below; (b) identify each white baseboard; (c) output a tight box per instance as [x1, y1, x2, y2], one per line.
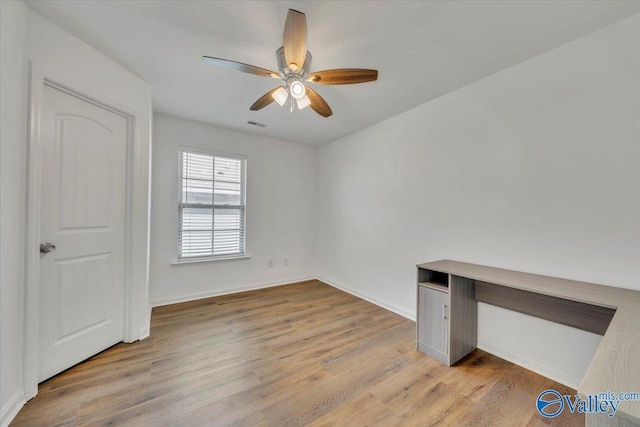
[478, 339, 582, 389]
[150, 275, 315, 307]
[317, 275, 415, 321]
[1, 389, 25, 427]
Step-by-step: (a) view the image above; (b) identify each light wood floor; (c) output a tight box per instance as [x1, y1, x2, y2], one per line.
[12, 280, 582, 426]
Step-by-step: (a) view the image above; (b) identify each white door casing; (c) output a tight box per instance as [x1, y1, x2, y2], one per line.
[25, 64, 151, 401]
[38, 84, 127, 382]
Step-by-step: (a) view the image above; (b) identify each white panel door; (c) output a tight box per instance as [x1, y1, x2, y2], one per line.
[38, 84, 127, 382]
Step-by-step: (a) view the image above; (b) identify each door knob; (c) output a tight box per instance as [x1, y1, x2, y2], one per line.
[40, 242, 56, 254]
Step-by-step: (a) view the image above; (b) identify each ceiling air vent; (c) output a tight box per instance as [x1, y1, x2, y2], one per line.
[247, 120, 267, 128]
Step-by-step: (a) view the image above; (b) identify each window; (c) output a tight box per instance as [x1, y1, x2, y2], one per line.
[178, 148, 246, 260]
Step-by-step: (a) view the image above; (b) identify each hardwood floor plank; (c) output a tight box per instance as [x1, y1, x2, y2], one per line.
[307, 392, 403, 427]
[11, 280, 584, 426]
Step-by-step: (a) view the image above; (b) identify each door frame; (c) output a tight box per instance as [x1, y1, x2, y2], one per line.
[24, 64, 149, 399]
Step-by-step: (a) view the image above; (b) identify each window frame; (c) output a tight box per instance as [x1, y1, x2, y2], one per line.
[176, 146, 247, 263]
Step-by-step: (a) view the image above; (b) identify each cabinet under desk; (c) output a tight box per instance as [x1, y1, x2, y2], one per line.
[416, 259, 640, 426]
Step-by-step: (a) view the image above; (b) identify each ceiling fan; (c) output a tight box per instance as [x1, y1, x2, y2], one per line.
[202, 9, 378, 118]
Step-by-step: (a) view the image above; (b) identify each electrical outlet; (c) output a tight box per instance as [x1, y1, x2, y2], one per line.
[268, 259, 273, 268]
[283, 258, 288, 266]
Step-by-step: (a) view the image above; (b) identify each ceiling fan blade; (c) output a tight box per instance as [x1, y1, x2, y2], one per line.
[306, 87, 332, 117]
[283, 9, 307, 71]
[307, 69, 378, 85]
[202, 56, 280, 78]
[250, 86, 284, 111]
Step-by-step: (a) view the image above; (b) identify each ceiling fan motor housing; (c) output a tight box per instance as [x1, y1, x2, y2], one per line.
[276, 46, 312, 78]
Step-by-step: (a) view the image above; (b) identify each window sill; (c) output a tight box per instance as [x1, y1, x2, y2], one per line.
[171, 254, 251, 265]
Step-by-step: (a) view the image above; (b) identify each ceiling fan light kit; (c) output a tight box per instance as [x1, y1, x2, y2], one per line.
[296, 95, 311, 110]
[272, 87, 289, 106]
[202, 9, 378, 118]
[289, 80, 306, 99]
[275, 46, 312, 110]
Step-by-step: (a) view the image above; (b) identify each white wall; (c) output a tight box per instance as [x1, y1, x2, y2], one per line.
[150, 114, 317, 305]
[0, 1, 28, 424]
[317, 14, 640, 388]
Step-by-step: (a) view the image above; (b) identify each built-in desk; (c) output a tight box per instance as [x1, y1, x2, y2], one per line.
[416, 259, 640, 426]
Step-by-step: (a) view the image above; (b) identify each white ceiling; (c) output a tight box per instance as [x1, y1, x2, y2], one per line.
[26, 1, 640, 146]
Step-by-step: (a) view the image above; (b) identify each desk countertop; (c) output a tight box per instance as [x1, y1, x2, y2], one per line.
[418, 259, 640, 423]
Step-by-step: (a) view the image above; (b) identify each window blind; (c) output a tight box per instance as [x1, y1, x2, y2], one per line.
[178, 150, 246, 259]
